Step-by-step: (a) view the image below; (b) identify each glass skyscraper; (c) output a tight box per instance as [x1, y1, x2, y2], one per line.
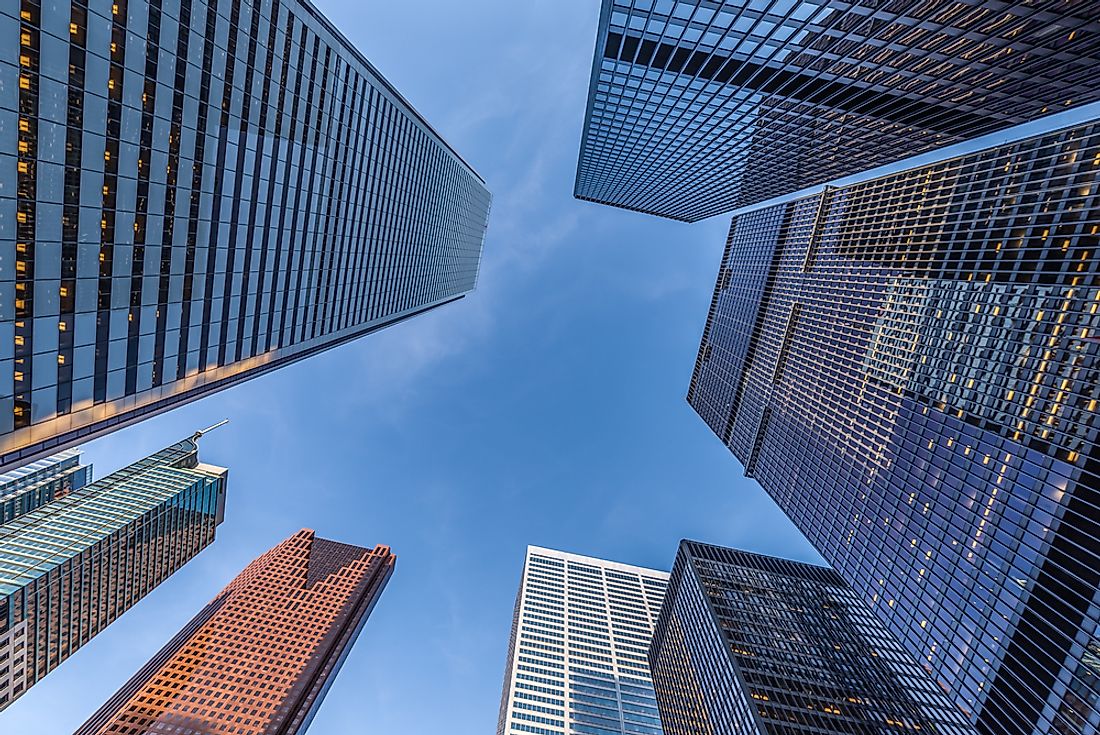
[688, 120, 1100, 734]
[0, 427, 226, 710]
[575, 0, 1100, 221]
[650, 541, 974, 734]
[0, 447, 89, 525]
[0, 0, 492, 472]
[496, 546, 668, 735]
[75, 528, 395, 735]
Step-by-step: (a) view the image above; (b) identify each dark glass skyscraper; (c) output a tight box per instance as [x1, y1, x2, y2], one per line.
[0, 0, 491, 472]
[575, 0, 1100, 221]
[688, 120, 1100, 733]
[0, 447, 89, 525]
[0, 428, 227, 710]
[650, 541, 974, 735]
[75, 528, 395, 735]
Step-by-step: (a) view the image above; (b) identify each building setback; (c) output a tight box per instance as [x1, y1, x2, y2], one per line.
[496, 546, 668, 735]
[688, 120, 1100, 733]
[1, 0, 491, 472]
[0, 447, 90, 525]
[0, 428, 227, 710]
[575, 0, 1100, 221]
[650, 541, 974, 735]
[75, 528, 395, 735]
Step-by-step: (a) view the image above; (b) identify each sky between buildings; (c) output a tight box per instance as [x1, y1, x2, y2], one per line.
[7, 1, 1100, 733]
[3, 2, 817, 732]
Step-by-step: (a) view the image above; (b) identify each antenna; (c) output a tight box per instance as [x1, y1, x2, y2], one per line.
[193, 419, 230, 441]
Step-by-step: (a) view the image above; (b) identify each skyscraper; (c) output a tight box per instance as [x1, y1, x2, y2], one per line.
[0, 447, 90, 525]
[0, 427, 227, 710]
[650, 540, 974, 735]
[75, 528, 395, 735]
[1, 0, 492, 473]
[496, 546, 668, 735]
[575, 0, 1100, 221]
[688, 120, 1100, 733]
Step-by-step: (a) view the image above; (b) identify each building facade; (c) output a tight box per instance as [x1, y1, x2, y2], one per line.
[0, 447, 89, 525]
[575, 0, 1100, 221]
[75, 528, 395, 735]
[0, 0, 491, 472]
[496, 546, 668, 735]
[650, 541, 974, 735]
[0, 428, 227, 710]
[688, 120, 1100, 734]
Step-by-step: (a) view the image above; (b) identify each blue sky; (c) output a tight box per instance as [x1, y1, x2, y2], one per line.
[3, 2, 820, 732]
[9, 1, 1100, 733]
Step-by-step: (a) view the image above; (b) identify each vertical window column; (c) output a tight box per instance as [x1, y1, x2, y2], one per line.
[57, 1, 89, 416]
[93, 0, 128, 403]
[13, 0, 40, 429]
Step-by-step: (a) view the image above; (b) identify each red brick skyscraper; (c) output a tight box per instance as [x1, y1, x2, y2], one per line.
[75, 529, 395, 735]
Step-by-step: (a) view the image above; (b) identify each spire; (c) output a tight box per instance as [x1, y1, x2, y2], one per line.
[192, 419, 229, 442]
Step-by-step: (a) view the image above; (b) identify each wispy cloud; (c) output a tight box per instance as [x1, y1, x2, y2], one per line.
[350, 5, 596, 407]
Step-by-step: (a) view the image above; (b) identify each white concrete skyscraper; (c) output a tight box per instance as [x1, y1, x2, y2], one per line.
[496, 546, 668, 735]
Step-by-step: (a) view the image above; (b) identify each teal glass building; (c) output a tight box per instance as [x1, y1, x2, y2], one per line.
[0, 448, 90, 526]
[0, 427, 227, 710]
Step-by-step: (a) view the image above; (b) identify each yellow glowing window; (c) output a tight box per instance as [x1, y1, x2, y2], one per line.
[19, 76, 30, 90]
[70, 22, 79, 35]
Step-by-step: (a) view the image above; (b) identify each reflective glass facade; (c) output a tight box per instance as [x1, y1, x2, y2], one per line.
[75, 528, 395, 735]
[575, 0, 1100, 221]
[496, 546, 669, 735]
[0, 0, 492, 472]
[0, 430, 227, 710]
[0, 446, 89, 525]
[650, 541, 974, 734]
[688, 120, 1100, 734]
